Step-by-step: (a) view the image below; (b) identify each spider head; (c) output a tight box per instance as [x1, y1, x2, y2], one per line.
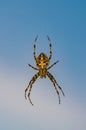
[36, 53, 50, 69]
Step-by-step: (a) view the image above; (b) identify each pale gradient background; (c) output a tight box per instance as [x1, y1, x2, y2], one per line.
[0, 0, 86, 130]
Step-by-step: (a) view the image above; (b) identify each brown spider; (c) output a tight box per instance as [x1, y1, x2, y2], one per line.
[25, 35, 65, 105]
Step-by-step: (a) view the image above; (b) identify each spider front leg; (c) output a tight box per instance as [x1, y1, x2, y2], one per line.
[47, 35, 52, 60]
[33, 35, 38, 61]
[25, 72, 39, 105]
[47, 71, 65, 104]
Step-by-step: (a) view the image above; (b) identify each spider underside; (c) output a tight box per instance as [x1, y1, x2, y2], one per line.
[25, 36, 65, 105]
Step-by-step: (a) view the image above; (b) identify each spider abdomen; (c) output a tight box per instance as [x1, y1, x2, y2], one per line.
[36, 53, 50, 69]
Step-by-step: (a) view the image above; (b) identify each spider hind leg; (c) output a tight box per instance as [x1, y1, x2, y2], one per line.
[33, 35, 38, 61]
[47, 35, 52, 60]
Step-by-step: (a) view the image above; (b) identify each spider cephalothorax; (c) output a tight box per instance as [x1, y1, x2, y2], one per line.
[25, 35, 65, 105]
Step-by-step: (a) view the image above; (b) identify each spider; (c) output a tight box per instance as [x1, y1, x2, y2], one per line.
[25, 35, 65, 105]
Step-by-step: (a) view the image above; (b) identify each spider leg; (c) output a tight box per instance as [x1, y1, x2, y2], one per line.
[47, 71, 61, 104]
[28, 64, 38, 70]
[47, 71, 65, 104]
[25, 72, 39, 105]
[48, 71, 65, 96]
[47, 60, 59, 70]
[33, 35, 38, 61]
[47, 35, 52, 60]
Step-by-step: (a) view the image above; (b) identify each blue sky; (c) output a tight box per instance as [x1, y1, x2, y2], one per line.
[0, 0, 86, 130]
